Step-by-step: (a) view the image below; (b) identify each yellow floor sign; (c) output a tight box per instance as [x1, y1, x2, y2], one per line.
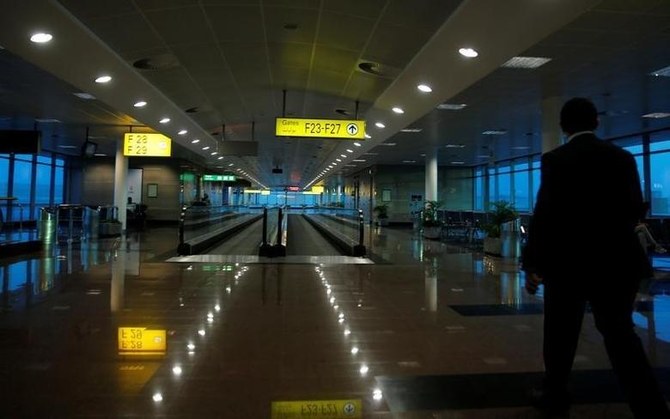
[271, 399, 362, 419]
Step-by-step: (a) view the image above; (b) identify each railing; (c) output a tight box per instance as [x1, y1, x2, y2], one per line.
[302, 207, 366, 256]
[178, 205, 263, 255]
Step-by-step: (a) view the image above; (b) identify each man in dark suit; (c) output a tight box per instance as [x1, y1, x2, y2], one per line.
[522, 97, 669, 418]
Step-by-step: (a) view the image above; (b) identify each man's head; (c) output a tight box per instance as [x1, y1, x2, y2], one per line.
[560, 97, 599, 135]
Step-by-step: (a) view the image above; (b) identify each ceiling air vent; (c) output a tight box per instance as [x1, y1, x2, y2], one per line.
[132, 54, 179, 71]
[356, 60, 400, 79]
[185, 107, 199, 114]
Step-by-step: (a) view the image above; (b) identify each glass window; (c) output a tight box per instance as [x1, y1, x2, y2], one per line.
[498, 172, 511, 203]
[35, 164, 51, 206]
[531, 168, 541, 210]
[12, 159, 31, 202]
[650, 151, 670, 216]
[0, 156, 8, 196]
[54, 166, 64, 204]
[36, 155, 52, 165]
[14, 154, 33, 162]
[513, 170, 530, 211]
[474, 174, 484, 211]
[55, 157, 65, 167]
[488, 167, 496, 203]
[650, 138, 670, 153]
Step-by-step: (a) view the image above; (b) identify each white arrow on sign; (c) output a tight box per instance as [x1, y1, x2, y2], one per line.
[346, 123, 358, 136]
[343, 402, 356, 416]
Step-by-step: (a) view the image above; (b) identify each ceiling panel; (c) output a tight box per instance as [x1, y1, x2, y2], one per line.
[263, 6, 319, 44]
[203, 4, 265, 43]
[317, 12, 374, 52]
[143, 6, 214, 46]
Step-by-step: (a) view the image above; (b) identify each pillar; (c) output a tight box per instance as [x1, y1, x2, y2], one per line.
[113, 139, 128, 231]
[425, 147, 438, 202]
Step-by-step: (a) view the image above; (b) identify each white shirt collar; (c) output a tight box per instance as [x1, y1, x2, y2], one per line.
[567, 130, 594, 142]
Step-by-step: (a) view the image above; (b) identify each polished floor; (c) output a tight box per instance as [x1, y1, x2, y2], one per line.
[1, 223, 669, 418]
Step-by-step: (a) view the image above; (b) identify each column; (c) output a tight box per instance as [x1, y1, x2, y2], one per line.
[541, 96, 564, 153]
[425, 147, 438, 202]
[113, 139, 128, 231]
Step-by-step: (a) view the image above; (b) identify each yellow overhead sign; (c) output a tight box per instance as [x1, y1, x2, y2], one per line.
[276, 118, 365, 140]
[118, 327, 167, 355]
[271, 399, 362, 419]
[123, 133, 172, 157]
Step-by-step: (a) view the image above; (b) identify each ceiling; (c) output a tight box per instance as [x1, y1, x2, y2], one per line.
[0, 0, 669, 188]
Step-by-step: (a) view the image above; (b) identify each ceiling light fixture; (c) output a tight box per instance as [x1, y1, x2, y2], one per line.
[134, 101, 147, 108]
[218, 156, 224, 160]
[178, 130, 188, 135]
[392, 107, 404, 114]
[191, 139, 200, 144]
[346, 149, 353, 153]
[30, 32, 53, 43]
[502, 56, 552, 69]
[445, 144, 465, 148]
[482, 130, 508, 135]
[437, 103, 467, 110]
[202, 146, 210, 150]
[340, 154, 347, 158]
[95, 75, 112, 84]
[354, 142, 362, 147]
[375, 122, 385, 128]
[642, 112, 670, 119]
[459, 47, 478, 58]
[400, 128, 422, 133]
[211, 151, 218, 155]
[159, 117, 170, 124]
[417, 84, 432, 93]
[73, 92, 96, 100]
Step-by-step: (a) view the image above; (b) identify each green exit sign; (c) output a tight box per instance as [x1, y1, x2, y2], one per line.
[203, 174, 236, 182]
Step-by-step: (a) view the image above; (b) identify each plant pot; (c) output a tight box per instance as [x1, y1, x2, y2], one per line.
[483, 237, 502, 256]
[423, 226, 442, 240]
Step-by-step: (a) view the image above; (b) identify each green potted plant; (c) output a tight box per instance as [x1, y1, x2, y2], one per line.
[373, 204, 389, 226]
[482, 200, 519, 255]
[422, 200, 443, 239]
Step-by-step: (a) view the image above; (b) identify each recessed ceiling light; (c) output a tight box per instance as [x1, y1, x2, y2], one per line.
[642, 112, 670, 119]
[392, 107, 404, 114]
[445, 144, 465, 148]
[354, 142, 362, 147]
[211, 151, 218, 155]
[459, 47, 478, 58]
[450, 161, 465, 165]
[402, 160, 416, 163]
[437, 103, 467, 110]
[332, 162, 338, 165]
[93, 153, 107, 157]
[380, 143, 396, 146]
[400, 128, 422, 133]
[353, 159, 366, 162]
[35, 118, 61, 123]
[363, 152, 378, 156]
[95, 75, 112, 84]
[134, 101, 147, 108]
[30, 32, 53, 44]
[218, 156, 224, 160]
[58, 145, 77, 149]
[159, 117, 170, 124]
[417, 84, 432, 93]
[202, 146, 210, 150]
[482, 130, 508, 135]
[375, 122, 385, 128]
[340, 154, 347, 158]
[336, 159, 341, 162]
[191, 139, 200, 144]
[228, 164, 234, 167]
[346, 149, 353, 153]
[477, 155, 491, 158]
[502, 56, 552, 69]
[511, 146, 531, 150]
[178, 130, 188, 135]
[364, 135, 371, 140]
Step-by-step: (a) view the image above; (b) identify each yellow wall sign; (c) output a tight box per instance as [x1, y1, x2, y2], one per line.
[123, 133, 172, 157]
[271, 399, 362, 419]
[118, 327, 167, 355]
[276, 118, 365, 140]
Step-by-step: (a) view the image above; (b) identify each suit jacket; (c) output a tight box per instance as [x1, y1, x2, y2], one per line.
[522, 133, 651, 280]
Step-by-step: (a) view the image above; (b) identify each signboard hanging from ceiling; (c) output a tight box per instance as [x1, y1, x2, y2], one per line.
[275, 118, 366, 140]
[123, 133, 172, 157]
[203, 174, 236, 182]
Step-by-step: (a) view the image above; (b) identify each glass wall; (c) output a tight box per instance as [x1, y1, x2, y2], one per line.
[471, 129, 668, 216]
[0, 152, 66, 224]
